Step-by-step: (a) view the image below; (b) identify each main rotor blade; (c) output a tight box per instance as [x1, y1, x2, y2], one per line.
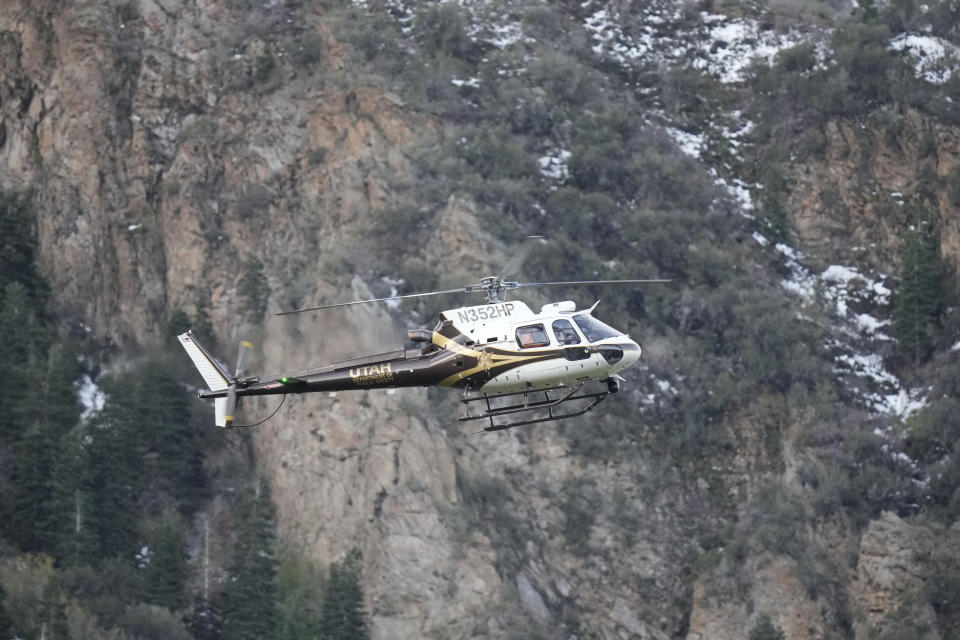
[275, 286, 478, 316]
[497, 235, 546, 280]
[517, 279, 672, 288]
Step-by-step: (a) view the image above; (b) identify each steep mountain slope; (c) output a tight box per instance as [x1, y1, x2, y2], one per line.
[2, 0, 960, 638]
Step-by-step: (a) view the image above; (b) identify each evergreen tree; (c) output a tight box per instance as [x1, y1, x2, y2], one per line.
[856, 0, 880, 22]
[0, 192, 50, 445]
[894, 217, 943, 364]
[185, 595, 224, 640]
[10, 421, 57, 551]
[38, 581, 70, 640]
[85, 377, 148, 561]
[320, 549, 370, 640]
[0, 194, 60, 546]
[36, 342, 81, 429]
[165, 309, 192, 346]
[221, 480, 278, 640]
[137, 361, 206, 508]
[8, 342, 81, 553]
[829, 20, 896, 114]
[0, 282, 48, 442]
[0, 191, 47, 304]
[277, 560, 326, 640]
[748, 613, 785, 640]
[0, 580, 12, 639]
[49, 425, 99, 566]
[141, 514, 189, 610]
[757, 189, 791, 246]
[49, 358, 204, 566]
[192, 296, 216, 348]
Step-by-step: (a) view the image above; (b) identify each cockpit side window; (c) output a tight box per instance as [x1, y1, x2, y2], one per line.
[573, 314, 622, 342]
[552, 319, 581, 345]
[515, 324, 550, 348]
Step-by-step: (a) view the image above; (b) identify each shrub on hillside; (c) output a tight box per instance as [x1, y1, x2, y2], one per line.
[731, 483, 807, 560]
[455, 128, 537, 181]
[236, 185, 271, 219]
[118, 604, 193, 640]
[749, 614, 786, 640]
[414, 3, 475, 61]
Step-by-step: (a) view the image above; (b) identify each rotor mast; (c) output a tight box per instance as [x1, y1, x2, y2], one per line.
[475, 276, 518, 303]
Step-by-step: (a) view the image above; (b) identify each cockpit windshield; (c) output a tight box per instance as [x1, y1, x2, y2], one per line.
[573, 314, 622, 342]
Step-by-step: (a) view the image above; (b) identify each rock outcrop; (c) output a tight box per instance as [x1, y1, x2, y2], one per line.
[789, 109, 960, 274]
[850, 511, 960, 640]
[687, 552, 827, 640]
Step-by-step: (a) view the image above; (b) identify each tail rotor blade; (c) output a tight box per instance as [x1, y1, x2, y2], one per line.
[224, 386, 237, 429]
[235, 340, 253, 379]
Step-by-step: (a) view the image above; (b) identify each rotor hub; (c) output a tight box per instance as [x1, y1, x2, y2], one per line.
[478, 276, 520, 303]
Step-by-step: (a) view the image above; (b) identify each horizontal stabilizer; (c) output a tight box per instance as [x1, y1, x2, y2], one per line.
[178, 332, 230, 392]
[215, 398, 228, 427]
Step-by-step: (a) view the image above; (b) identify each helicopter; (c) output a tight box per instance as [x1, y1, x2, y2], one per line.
[178, 239, 668, 432]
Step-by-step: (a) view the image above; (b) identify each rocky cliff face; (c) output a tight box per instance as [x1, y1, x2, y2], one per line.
[850, 511, 960, 639]
[3, 1, 960, 639]
[789, 109, 960, 274]
[1, 0, 431, 347]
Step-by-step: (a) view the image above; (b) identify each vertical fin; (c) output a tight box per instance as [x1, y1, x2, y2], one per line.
[177, 332, 230, 391]
[215, 398, 228, 428]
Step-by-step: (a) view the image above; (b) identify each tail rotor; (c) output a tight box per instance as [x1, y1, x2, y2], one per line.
[223, 340, 253, 428]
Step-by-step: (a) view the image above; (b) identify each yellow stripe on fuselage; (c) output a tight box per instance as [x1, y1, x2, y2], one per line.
[432, 331, 557, 387]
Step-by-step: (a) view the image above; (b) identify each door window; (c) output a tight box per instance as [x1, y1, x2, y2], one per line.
[552, 319, 581, 345]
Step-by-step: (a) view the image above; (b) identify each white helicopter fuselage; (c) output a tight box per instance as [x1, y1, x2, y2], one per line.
[182, 300, 643, 430]
[180, 234, 664, 430]
[433, 300, 642, 393]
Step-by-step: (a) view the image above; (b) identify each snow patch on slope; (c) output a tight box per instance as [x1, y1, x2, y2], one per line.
[582, 1, 817, 83]
[664, 126, 704, 158]
[761, 236, 925, 418]
[889, 33, 960, 84]
[77, 374, 106, 421]
[538, 149, 572, 182]
[694, 16, 805, 83]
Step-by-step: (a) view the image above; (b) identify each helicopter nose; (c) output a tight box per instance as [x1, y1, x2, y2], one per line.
[621, 340, 642, 368]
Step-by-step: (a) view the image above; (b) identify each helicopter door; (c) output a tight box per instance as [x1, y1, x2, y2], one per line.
[552, 319, 590, 361]
[552, 319, 581, 345]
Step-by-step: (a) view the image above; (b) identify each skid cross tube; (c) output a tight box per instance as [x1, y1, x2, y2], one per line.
[458, 384, 609, 432]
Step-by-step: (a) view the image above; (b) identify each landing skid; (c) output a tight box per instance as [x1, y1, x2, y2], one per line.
[458, 383, 609, 432]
